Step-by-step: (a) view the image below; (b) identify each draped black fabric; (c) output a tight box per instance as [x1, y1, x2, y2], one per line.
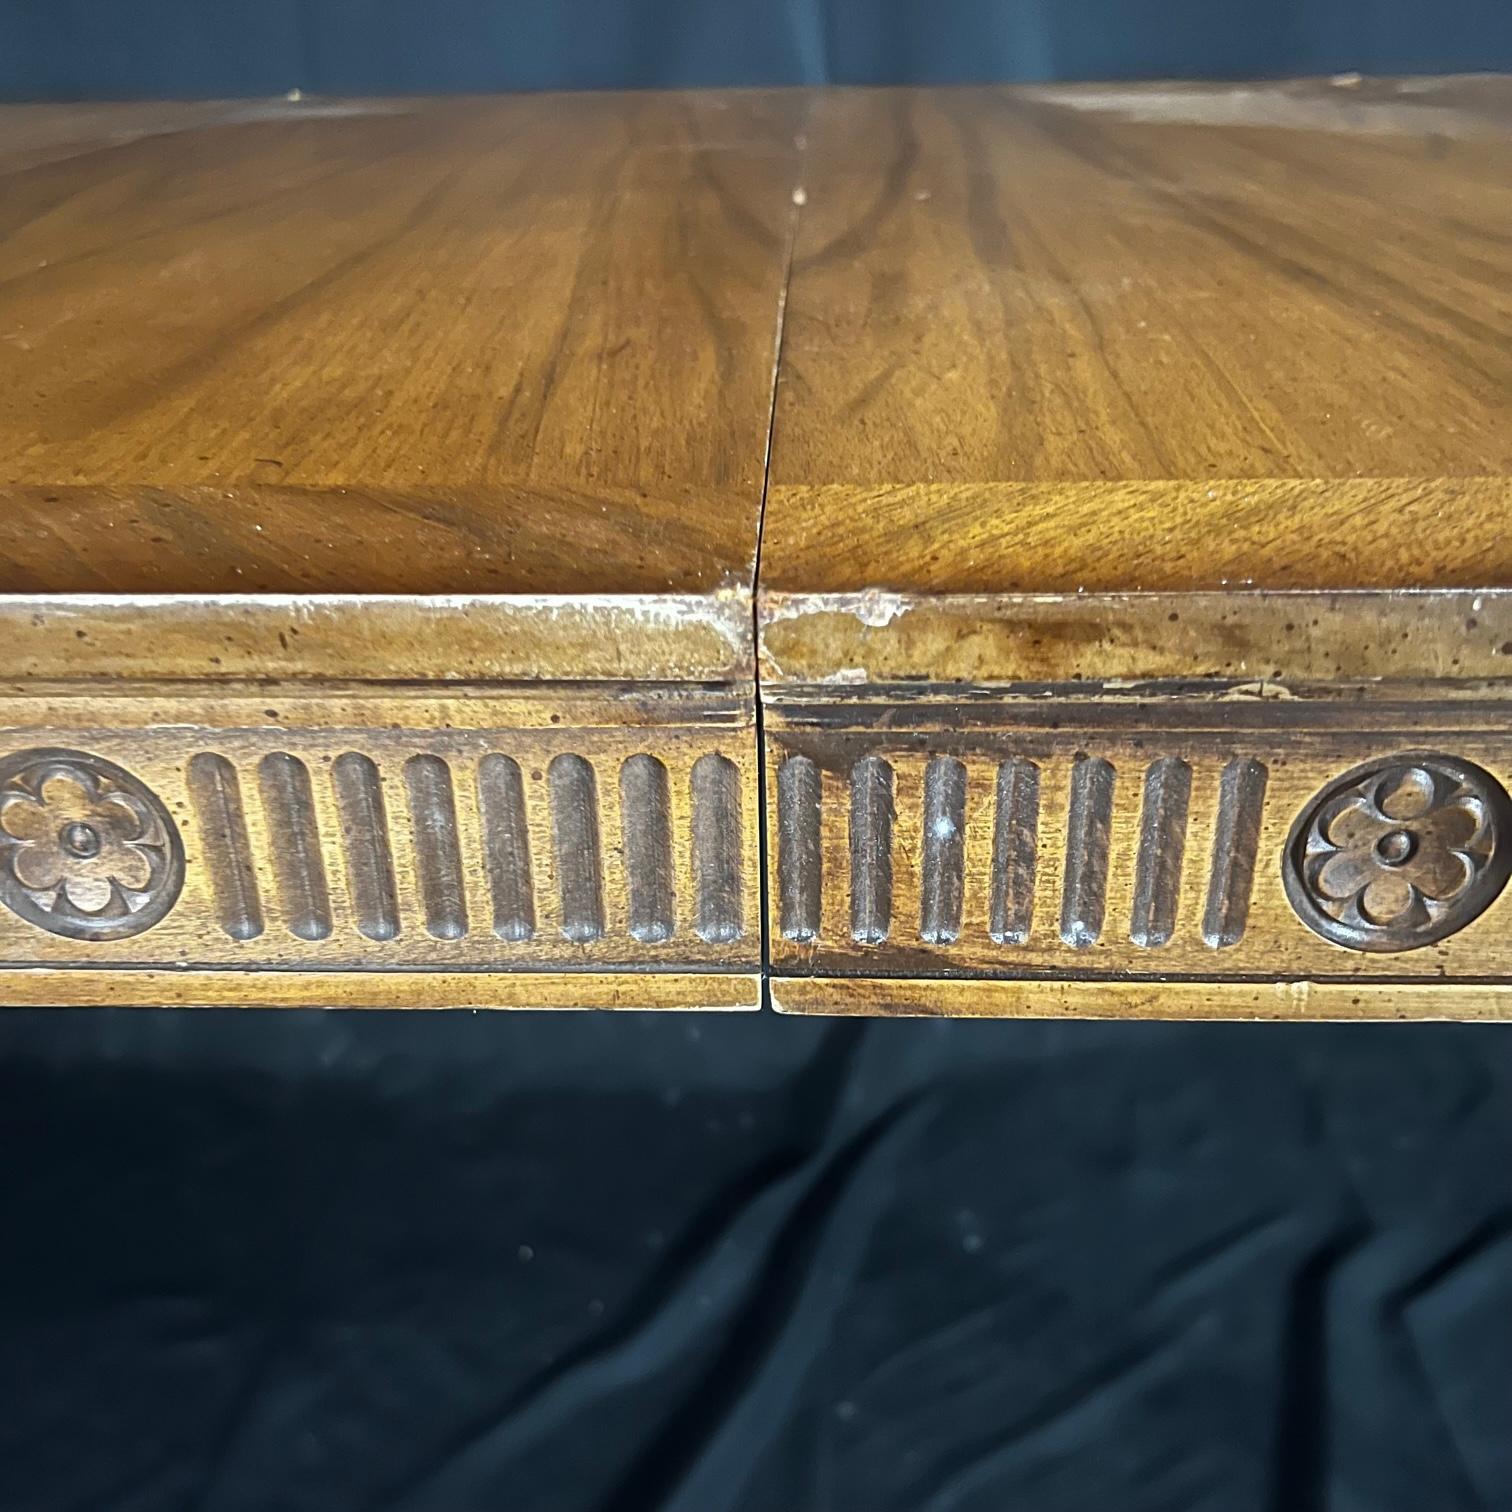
[2, 0, 1509, 99]
[3, 6, 1511, 1507]
[2, 1008, 1510, 1510]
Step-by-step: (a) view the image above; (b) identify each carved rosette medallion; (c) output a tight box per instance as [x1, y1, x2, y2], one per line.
[0, 749, 184, 940]
[1283, 754, 1512, 952]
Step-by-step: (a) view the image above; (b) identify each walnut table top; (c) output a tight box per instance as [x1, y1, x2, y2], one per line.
[2, 78, 1510, 1017]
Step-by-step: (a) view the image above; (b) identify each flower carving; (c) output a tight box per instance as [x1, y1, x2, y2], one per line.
[1284, 755, 1512, 952]
[0, 750, 184, 940]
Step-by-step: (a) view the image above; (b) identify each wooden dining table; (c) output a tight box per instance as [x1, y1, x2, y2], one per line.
[1, 76, 1509, 1018]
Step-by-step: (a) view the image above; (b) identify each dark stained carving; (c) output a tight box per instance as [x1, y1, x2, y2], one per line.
[621, 754, 675, 944]
[0, 716, 755, 986]
[477, 754, 535, 943]
[1203, 758, 1268, 948]
[404, 755, 468, 941]
[777, 755, 822, 943]
[920, 756, 967, 944]
[0, 748, 184, 940]
[691, 752, 744, 944]
[763, 695, 1512, 1001]
[549, 753, 605, 944]
[333, 752, 400, 942]
[849, 755, 894, 944]
[1060, 756, 1115, 948]
[1130, 757, 1191, 948]
[989, 758, 1039, 946]
[258, 752, 332, 941]
[186, 751, 263, 940]
[1284, 754, 1512, 952]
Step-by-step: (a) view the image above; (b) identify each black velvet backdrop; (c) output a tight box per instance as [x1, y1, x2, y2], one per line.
[3, 3, 1512, 1508]
[3, 1011, 1512, 1509]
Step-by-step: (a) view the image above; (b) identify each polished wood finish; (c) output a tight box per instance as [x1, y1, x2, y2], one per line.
[0, 91, 799, 596]
[0, 91, 789, 1008]
[5, 79, 1512, 1016]
[764, 77, 1512, 597]
[760, 76, 1512, 1021]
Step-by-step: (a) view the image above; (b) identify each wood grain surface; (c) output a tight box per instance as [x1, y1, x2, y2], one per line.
[0, 91, 802, 595]
[751, 77, 1512, 1019]
[7, 79, 1512, 1016]
[763, 76, 1512, 593]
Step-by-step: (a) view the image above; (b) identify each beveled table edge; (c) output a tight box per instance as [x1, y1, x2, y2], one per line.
[771, 977, 1512, 1021]
[0, 969, 761, 1011]
[0, 592, 754, 685]
[759, 588, 1512, 687]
